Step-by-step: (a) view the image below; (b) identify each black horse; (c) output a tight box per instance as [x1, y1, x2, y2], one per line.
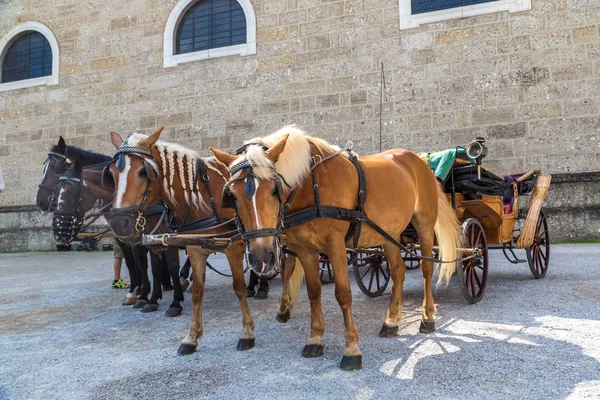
[38, 138, 186, 316]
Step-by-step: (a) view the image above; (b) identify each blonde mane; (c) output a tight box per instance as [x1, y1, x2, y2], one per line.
[127, 133, 219, 210]
[233, 125, 341, 187]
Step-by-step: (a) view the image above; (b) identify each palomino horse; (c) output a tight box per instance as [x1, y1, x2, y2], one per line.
[210, 126, 461, 370]
[106, 127, 302, 354]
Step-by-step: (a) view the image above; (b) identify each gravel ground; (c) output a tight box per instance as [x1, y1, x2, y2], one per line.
[0, 244, 599, 400]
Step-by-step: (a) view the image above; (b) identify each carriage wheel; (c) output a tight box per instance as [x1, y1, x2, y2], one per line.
[526, 211, 550, 279]
[319, 254, 335, 284]
[457, 219, 489, 304]
[402, 247, 420, 270]
[352, 251, 390, 297]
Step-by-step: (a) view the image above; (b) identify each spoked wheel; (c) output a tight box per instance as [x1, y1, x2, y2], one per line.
[319, 253, 335, 284]
[402, 247, 420, 270]
[458, 218, 489, 304]
[526, 211, 550, 279]
[352, 250, 390, 297]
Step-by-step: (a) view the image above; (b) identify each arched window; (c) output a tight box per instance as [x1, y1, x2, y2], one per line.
[0, 22, 59, 92]
[164, 0, 256, 68]
[2, 31, 52, 83]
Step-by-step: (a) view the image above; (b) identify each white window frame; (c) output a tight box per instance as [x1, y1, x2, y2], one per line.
[163, 0, 256, 68]
[0, 21, 60, 92]
[399, 0, 531, 30]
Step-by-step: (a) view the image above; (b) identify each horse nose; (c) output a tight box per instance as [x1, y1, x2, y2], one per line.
[248, 248, 277, 275]
[109, 216, 135, 239]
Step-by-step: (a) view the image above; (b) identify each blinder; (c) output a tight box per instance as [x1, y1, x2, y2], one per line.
[222, 187, 236, 209]
[144, 160, 157, 182]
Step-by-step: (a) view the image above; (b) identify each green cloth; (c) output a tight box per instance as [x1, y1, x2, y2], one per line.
[425, 148, 471, 181]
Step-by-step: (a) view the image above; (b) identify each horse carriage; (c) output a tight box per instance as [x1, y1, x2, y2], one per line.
[317, 138, 552, 303]
[38, 126, 552, 371]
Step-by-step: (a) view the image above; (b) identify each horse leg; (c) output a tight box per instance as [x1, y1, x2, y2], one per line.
[164, 246, 184, 317]
[178, 246, 207, 355]
[133, 246, 150, 309]
[414, 226, 437, 333]
[141, 250, 162, 313]
[119, 241, 140, 306]
[255, 275, 269, 300]
[180, 256, 191, 292]
[379, 244, 407, 337]
[294, 248, 325, 358]
[161, 254, 173, 291]
[226, 242, 256, 351]
[246, 270, 258, 297]
[276, 253, 297, 323]
[329, 241, 362, 371]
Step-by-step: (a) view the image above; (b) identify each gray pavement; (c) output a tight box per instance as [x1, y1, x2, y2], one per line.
[0, 244, 599, 400]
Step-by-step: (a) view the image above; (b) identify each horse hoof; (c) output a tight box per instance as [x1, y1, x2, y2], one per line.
[340, 355, 362, 371]
[122, 297, 137, 306]
[133, 299, 147, 309]
[237, 338, 255, 351]
[301, 344, 324, 358]
[276, 310, 290, 323]
[141, 303, 159, 313]
[165, 307, 183, 317]
[246, 288, 256, 298]
[255, 290, 268, 300]
[379, 324, 399, 338]
[180, 279, 190, 292]
[177, 343, 196, 356]
[419, 320, 435, 333]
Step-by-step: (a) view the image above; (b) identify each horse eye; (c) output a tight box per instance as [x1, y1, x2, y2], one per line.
[271, 188, 278, 197]
[139, 168, 147, 177]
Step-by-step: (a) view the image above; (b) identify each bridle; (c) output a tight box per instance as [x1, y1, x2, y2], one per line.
[39, 152, 71, 210]
[107, 145, 160, 236]
[222, 156, 295, 269]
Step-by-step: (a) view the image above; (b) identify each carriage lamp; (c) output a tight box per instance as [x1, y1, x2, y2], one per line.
[466, 137, 488, 180]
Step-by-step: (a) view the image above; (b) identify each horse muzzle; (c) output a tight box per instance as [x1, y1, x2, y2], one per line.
[247, 245, 281, 277]
[108, 206, 145, 245]
[52, 212, 83, 244]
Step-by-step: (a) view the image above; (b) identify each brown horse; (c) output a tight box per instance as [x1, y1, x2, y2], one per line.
[210, 126, 461, 370]
[106, 127, 302, 354]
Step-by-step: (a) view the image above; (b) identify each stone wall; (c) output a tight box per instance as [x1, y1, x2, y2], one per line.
[0, 0, 599, 249]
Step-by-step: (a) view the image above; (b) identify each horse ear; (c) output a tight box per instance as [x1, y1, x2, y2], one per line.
[139, 126, 164, 149]
[110, 132, 124, 148]
[210, 147, 238, 167]
[265, 134, 289, 163]
[58, 136, 66, 152]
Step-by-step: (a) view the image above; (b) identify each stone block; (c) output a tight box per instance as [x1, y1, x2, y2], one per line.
[472, 106, 516, 125]
[563, 98, 600, 116]
[307, 34, 331, 51]
[516, 103, 562, 120]
[552, 63, 594, 81]
[484, 122, 527, 139]
[573, 24, 598, 44]
[91, 56, 127, 70]
[408, 115, 431, 132]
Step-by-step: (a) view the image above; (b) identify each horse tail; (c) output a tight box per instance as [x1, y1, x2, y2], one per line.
[288, 257, 304, 310]
[434, 183, 461, 286]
